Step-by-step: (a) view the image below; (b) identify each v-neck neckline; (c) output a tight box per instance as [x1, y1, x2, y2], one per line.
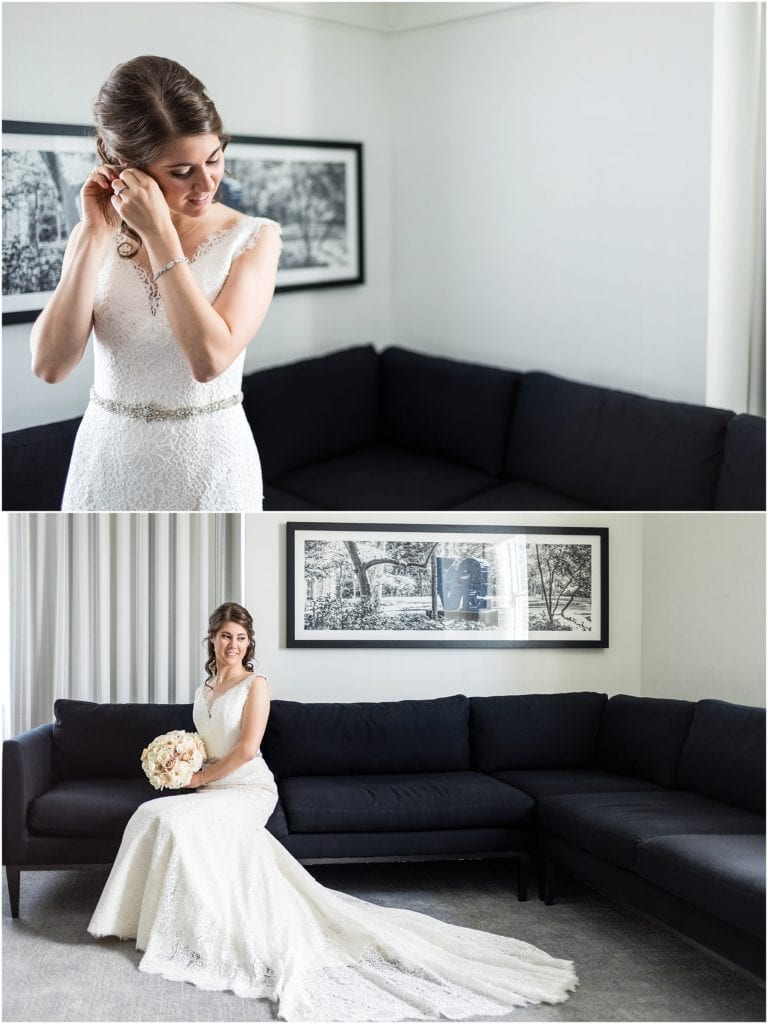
[125, 217, 245, 283]
[202, 673, 253, 716]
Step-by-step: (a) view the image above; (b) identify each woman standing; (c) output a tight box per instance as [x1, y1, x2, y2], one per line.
[30, 56, 281, 511]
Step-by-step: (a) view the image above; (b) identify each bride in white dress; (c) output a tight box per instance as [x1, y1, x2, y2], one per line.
[88, 603, 578, 1021]
[30, 56, 281, 511]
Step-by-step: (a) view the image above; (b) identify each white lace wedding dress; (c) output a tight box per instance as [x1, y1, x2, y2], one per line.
[61, 214, 279, 512]
[88, 677, 578, 1020]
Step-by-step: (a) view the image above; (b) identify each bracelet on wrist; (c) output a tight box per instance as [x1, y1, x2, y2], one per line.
[154, 256, 190, 281]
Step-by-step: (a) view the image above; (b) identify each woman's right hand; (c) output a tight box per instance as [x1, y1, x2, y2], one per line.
[80, 164, 124, 233]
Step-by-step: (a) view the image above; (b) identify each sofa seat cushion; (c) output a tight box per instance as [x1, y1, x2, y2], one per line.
[636, 834, 766, 940]
[28, 780, 174, 838]
[471, 692, 606, 772]
[714, 413, 766, 511]
[494, 769, 663, 800]
[506, 372, 730, 509]
[279, 772, 535, 833]
[271, 444, 496, 511]
[538, 790, 765, 871]
[453, 481, 598, 511]
[262, 485, 329, 511]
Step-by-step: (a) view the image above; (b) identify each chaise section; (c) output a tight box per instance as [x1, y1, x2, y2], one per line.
[496, 769, 662, 800]
[537, 790, 765, 872]
[636, 833, 766, 940]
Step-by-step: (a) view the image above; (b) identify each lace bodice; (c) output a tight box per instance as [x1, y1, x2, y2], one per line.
[92, 216, 279, 407]
[193, 675, 257, 756]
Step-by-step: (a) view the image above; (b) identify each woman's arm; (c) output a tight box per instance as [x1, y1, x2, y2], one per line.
[30, 164, 121, 383]
[112, 167, 281, 383]
[189, 675, 270, 787]
[144, 221, 281, 383]
[29, 222, 112, 382]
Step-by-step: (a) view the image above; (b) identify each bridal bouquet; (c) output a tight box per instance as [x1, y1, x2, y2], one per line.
[141, 731, 208, 790]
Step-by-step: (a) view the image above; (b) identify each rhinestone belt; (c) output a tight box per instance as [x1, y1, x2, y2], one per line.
[90, 387, 243, 423]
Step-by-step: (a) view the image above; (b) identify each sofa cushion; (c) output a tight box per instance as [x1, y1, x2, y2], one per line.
[715, 414, 766, 511]
[454, 481, 597, 511]
[505, 372, 730, 510]
[53, 699, 195, 780]
[272, 444, 495, 511]
[244, 345, 380, 480]
[595, 695, 694, 786]
[470, 692, 607, 772]
[28, 779, 178, 838]
[636, 834, 766, 940]
[494, 768, 662, 800]
[676, 700, 766, 814]
[2, 416, 81, 512]
[262, 485, 329, 511]
[262, 695, 470, 778]
[538, 790, 765, 871]
[380, 347, 519, 476]
[279, 771, 534, 833]
[284, 827, 529, 861]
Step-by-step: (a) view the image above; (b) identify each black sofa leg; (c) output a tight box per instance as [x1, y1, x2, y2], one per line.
[517, 856, 529, 902]
[539, 859, 555, 906]
[6, 865, 20, 918]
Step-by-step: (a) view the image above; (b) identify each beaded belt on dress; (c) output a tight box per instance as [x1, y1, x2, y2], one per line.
[89, 387, 243, 423]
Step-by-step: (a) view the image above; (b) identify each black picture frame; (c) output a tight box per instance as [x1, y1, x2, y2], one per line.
[2, 120, 365, 324]
[286, 522, 609, 649]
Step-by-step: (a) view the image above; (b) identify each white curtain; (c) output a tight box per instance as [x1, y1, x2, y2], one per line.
[8, 513, 244, 735]
[705, 2, 766, 416]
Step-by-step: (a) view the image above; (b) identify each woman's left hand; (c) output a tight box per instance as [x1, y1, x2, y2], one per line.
[110, 168, 173, 240]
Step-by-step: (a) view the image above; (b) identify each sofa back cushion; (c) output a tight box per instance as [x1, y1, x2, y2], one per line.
[676, 700, 766, 813]
[53, 699, 195, 780]
[380, 347, 519, 476]
[470, 692, 607, 772]
[714, 414, 766, 511]
[262, 695, 470, 778]
[3, 417, 81, 512]
[243, 345, 380, 480]
[595, 695, 694, 786]
[505, 373, 730, 509]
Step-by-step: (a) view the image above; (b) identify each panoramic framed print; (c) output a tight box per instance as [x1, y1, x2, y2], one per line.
[286, 523, 609, 649]
[2, 121, 364, 324]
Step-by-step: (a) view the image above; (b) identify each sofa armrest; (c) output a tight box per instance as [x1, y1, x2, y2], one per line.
[2, 724, 55, 863]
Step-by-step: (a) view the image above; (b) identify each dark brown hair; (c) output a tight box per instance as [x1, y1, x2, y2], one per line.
[204, 602, 256, 681]
[93, 55, 229, 257]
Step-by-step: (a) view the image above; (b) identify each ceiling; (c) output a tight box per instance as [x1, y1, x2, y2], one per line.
[241, 2, 532, 33]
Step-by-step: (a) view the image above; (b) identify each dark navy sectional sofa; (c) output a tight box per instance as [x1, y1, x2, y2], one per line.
[4, 346, 765, 511]
[3, 691, 764, 976]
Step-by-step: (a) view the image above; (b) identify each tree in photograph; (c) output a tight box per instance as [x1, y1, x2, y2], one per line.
[529, 543, 591, 629]
[343, 541, 438, 617]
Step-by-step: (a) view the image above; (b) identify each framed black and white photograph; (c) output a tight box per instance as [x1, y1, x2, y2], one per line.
[287, 523, 609, 648]
[2, 121, 364, 324]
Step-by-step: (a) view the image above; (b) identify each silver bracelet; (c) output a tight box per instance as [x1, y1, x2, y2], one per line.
[154, 256, 190, 281]
[201, 765, 206, 786]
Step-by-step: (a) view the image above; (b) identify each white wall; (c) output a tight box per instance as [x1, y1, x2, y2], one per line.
[389, 2, 714, 405]
[244, 511, 644, 703]
[641, 513, 766, 707]
[2, 1, 392, 431]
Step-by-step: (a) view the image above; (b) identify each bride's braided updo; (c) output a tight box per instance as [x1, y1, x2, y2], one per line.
[92, 55, 230, 257]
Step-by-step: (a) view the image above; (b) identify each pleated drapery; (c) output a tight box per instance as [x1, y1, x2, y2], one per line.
[8, 513, 244, 736]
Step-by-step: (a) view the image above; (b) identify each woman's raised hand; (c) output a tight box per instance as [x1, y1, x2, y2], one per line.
[80, 164, 124, 233]
[110, 168, 174, 242]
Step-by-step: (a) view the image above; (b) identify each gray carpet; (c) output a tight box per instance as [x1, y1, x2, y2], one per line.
[2, 860, 764, 1022]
